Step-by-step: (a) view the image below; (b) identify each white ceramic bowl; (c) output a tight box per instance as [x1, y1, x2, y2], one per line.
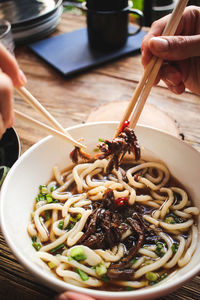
[1, 122, 200, 300]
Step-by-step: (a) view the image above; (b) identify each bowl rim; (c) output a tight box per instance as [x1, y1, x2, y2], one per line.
[1, 121, 200, 298]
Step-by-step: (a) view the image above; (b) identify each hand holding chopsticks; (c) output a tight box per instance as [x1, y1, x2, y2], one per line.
[114, 0, 189, 137]
[15, 87, 86, 149]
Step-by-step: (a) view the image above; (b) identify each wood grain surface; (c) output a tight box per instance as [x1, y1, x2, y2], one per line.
[1, 12, 200, 300]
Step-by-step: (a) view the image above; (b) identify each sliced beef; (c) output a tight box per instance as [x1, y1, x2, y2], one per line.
[107, 268, 135, 281]
[96, 127, 141, 173]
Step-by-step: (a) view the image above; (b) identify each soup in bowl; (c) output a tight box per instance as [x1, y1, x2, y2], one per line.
[0, 122, 200, 300]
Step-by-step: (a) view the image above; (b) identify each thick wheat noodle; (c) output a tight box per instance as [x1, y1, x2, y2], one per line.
[49, 209, 58, 241]
[159, 188, 174, 219]
[160, 219, 194, 231]
[127, 162, 170, 190]
[150, 190, 167, 201]
[171, 187, 188, 210]
[51, 178, 74, 201]
[174, 210, 192, 219]
[95, 244, 124, 262]
[53, 166, 64, 186]
[131, 257, 145, 269]
[37, 251, 60, 266]
[29, 159, 199, 290]
[134, 232, 173, 278]
[146, 168, 163, 183]
[178, 226, 198, 267]
[34, 203, 63, 241]
[143, 215, 160, 226]
[56, 263, 102, 287]
[184, 207, 199, 215]
[165, 236, 185, 268]
[138, 248, 158, 258]
[115, 280, 147, 288]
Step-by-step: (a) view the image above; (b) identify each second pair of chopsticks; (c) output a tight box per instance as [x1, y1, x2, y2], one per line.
[115, 0, 188, 137]
[15, 87, 86, 149]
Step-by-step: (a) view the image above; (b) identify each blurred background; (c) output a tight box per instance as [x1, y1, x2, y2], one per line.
[63, 0, 200, 26]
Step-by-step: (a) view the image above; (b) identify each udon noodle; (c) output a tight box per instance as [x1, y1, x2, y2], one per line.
[28, 157, 199, 291]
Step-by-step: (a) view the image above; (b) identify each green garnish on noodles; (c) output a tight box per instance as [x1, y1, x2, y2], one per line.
[70, 247, 87, 261]
[76, 268, 89, 281]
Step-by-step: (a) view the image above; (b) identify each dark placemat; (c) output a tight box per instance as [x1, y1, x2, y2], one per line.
[29, 26, 146, 76]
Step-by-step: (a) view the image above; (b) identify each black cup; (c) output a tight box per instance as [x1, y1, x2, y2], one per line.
[84, 0, 143, 51]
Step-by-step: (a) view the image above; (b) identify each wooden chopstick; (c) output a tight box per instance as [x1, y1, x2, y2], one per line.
[16, 87, 70, 136]
[114, 0, 188, 137]
[14, 110, 86, 149]
[15, 86, 86, 149]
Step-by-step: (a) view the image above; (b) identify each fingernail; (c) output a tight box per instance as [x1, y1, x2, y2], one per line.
[151, 37, 169, 52]
[165, 78, 176, 86]
[18, 69, 27, 86]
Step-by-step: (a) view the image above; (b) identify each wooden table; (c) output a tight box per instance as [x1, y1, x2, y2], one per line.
[1, 12, 200, 300]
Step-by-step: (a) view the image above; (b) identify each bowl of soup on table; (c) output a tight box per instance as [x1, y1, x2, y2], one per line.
[0, 122, 200, 300]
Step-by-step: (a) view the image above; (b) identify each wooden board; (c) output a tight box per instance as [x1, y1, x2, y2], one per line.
[87, 100, 181, 138]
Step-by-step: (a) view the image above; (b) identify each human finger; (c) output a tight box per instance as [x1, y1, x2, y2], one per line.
[0, 72, 14, 129]
[141, 5, 200, 67]
[152, 72, 161, 86]
[166, 82, 186, 95]
[141, 15, 171, 67]
[54, 291, 96, 300]
[160, 64, 183, 87]
[148, 35, 200, 61]
[0, 43, 26, 87]
[0, 114, 6, 139]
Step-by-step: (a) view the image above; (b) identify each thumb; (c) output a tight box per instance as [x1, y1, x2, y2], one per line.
[149, 35, 200, 60]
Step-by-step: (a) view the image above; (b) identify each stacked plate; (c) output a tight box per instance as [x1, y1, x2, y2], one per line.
[0, 0, 63, 44]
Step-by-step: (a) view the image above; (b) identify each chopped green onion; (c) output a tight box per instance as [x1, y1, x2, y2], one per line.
[130, 257, 138, 265]
[39, 185, 48, 194]
[65, 223, 75, 231]
[36, 194, 46, 202]
[70, 214, 82, 223]
[32, 242, 41, 251]
[69, 216, 77, 223]
[98, 138, 105, 142]
[171, 243, 179, 253]
[155, 242, 165, 257]
[31, 236, 37, 242]
[165, 216, 176, 224]
[53, 199, 60, 203]
[144, 259, 154, 266]
[76, 213, 82, 220]
[0, 166, 10, 186]
[48, 261, 55, 269]
[160, 273, 168, 281]
[45, 211, 51, 220]
[96, 263, 107, 276]
[58, 220, 64, 229]
[126, 286, 134, 291]
[168, 213, 183, 224]
[145, 272, 158, 282]
[46, 194, 53, 203]
[76, 268, 89, 281]
[50, 243, 65, 253]
[70, 247, 87, 261]
[93, 148, 100, 152]
[50, 186, 56, 192]
[101, 275, 109, 282]
[68, 256, 74, 261]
